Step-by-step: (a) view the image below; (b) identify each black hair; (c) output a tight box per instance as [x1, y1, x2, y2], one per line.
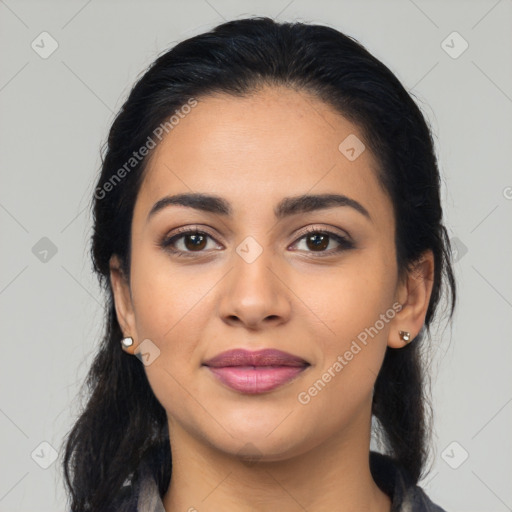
[61, 16, 456, 511]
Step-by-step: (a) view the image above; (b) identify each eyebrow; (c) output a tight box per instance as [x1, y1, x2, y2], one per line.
[147, 192, 371, 223]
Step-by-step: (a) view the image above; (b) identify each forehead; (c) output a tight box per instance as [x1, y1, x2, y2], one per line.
[135, 86, 391, 223]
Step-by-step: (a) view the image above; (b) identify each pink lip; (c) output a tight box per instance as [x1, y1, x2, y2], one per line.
[203, 349, 310, 394]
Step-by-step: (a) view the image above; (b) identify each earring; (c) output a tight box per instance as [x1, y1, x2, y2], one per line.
[121, 337, 134, 348]
[399, 331, 411, 343]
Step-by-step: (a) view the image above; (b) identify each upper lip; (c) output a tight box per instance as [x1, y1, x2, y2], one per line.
[203, 348, 309, 368]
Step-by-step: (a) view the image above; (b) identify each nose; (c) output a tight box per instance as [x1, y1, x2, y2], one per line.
[217, 248, 292, 330]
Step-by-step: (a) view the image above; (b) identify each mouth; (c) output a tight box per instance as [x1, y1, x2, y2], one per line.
[202, 348, 310, 394]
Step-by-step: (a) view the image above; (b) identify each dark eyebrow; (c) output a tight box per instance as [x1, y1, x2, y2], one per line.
[147, 192, 371, 222]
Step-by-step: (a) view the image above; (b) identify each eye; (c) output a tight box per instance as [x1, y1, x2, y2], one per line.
[159, 227, 221, 257]
[290, 227, 354, 256]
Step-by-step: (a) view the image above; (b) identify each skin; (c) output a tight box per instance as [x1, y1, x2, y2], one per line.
[110, 85, 434, 512]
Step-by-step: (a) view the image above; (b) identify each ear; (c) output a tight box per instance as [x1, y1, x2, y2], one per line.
[388, 250, 435, 348]
[109, 254, 138, 354]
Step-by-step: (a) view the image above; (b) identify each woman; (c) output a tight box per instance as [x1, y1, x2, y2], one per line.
[62, 16, 456, 512]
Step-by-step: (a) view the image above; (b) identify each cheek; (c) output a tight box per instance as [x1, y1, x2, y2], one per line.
[129, 259, 214, 423]
[130, 246, 210, 333]
[290, 298, 392, 445]
[129, 250, 220, 374]
[292, 252, 397, 346]
[290, 252, 396, 402]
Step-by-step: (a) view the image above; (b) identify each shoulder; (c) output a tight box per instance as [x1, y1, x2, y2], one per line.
[370, 451, 448, 512]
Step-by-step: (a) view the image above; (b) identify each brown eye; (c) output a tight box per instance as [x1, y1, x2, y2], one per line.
[305, 233, 330, 251]
[160, 229, 221, 257]
[183, 233, 207, 251]
[291, 229, 355, 256]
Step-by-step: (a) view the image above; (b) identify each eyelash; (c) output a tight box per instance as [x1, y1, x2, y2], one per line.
[159, 225, 355, 258]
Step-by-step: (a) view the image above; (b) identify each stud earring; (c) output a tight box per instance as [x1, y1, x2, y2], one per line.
[121, 337, 134, 348]
[399, 331, 411, 343]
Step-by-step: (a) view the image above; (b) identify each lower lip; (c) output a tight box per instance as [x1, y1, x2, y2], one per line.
[205, 365, 308, 394]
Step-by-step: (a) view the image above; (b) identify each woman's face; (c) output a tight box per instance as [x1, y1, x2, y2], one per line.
[111, 86, 429, 461]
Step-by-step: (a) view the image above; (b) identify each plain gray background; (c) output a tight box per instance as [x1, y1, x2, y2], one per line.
[1, 0, 511, 510]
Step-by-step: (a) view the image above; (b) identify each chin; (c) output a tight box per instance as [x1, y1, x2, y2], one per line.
[208, 424, 308, 463]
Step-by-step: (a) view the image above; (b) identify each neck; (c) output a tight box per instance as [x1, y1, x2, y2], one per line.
[162, 412, 391, 512]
